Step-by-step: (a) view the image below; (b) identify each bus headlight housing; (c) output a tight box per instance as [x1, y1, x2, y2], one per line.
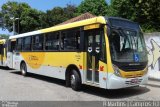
[113, 65, 121, 77]
[144, 67, 148, 75]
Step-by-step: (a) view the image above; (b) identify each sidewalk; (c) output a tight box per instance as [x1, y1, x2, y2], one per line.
[147, 79, 160, 88]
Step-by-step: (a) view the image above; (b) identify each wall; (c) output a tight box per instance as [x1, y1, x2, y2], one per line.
[144, 32, 160, 80]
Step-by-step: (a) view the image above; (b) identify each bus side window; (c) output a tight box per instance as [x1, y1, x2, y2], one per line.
[22, 36, 32, 51]
[16, 38, 22, 51]
[61, 29, 80, 51]
[33, 34, 44, 51]
[45, 32, 59, 51]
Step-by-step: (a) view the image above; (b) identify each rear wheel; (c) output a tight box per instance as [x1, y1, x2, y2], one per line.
[21, 62, 27, 76]
[70, 69, 81, 91]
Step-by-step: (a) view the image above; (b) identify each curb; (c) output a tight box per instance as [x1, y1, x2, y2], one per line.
[148, 77, 160, 82]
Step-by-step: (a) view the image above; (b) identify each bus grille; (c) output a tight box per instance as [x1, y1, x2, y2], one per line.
[125, 79, 142, 85]
[119, 64, 146, 71]
[124, 74, 143, 78]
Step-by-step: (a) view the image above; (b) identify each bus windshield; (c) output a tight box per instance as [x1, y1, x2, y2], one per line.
[109, 28, 147, 63]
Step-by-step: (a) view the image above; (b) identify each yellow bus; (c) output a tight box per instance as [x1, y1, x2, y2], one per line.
[0, 39, 7, 67]
[7, 16, 148, 90]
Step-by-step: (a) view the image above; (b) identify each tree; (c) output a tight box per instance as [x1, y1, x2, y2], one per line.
[78, 0, 108, 16]
[109, 0, 160, 32]
[20, 8, 45, 33]
[0, 12, 3, 24]
[0, 34, 9, 39]
[0, 1, 46, 34]
[42, 4, 78, 27]
[43, 7, 66, 27]
[0, 2, 78, 33]
[64, 4, 78, 19]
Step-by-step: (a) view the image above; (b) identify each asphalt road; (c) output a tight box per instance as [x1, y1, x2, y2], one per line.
[0, 67, 160, 101]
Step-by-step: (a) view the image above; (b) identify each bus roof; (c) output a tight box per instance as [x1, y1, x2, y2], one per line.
[9, 16, 106, 39]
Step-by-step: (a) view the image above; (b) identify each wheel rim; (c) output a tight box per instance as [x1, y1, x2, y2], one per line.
[71, 74, 76, 87]
[21, 64, 26, 75]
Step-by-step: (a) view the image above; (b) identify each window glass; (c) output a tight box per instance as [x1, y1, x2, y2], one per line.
[11, 41, 16, 52]
[8, 40, 11, 52]
[61, 29, 80, 51]
[100, 31, 106, 61]
[23, 37, 32, 51]
[33, 34, 44, 50]
[0, 44, 3, 54]
[45, 32, 59, 50]
[16, 38, 22, 51]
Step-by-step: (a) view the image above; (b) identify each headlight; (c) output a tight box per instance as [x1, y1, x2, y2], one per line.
[113, 65, 121, 77]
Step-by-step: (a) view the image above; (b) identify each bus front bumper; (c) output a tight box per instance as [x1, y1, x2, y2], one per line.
[107, 74, 148, 89]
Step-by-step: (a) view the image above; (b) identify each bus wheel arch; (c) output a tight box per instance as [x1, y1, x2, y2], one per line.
[20, 61, 27, 76]
[65, 64, 82, 91]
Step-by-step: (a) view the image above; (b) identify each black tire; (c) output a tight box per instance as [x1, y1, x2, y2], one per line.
[20, 62, 27, 76]
[70, 69, 81, 91]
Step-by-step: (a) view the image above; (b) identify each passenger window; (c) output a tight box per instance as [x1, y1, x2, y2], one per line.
[33, 35, 44, 50]
[45, 32, 59, 50]
[61, 29, 80, 51]
[16, 38, 22, 51]
[23, 37, 32, 51]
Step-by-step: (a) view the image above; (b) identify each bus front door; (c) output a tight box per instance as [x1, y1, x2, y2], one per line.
[85, 29, 101, 84]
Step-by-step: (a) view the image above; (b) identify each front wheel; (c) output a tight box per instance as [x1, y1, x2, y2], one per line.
[70, 69, 81, 91]
[21, 62, 27, 76]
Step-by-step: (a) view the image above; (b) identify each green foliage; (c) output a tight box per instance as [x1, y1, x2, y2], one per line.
[20, 8, 44, 33]
[43, 7, 67, 27]
[41, 4, 77, 28]
[109, 0, 160, 32]
[0, 1, 45, 33]
[0, 0, 159, 33]
[0, 2, 78, 33]
[64, 4, 78, 19]
[0, 34, 9, 39]
[78, 0, 108, 16]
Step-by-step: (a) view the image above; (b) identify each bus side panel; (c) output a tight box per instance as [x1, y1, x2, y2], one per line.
[14, 52, 84, 81]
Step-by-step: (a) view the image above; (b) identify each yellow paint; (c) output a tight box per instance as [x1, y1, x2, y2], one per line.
[0, 39, 6, 44]
[40, 16, 106, 34]
[20, 52, 84, 70]
[119, 67, 147, 78]
[21, 52, 45, 69]
[84, 24, 100, 30]
[104, 25, 114, 73]
[0, 41, 4, 44]
[0, 39, 7, 62]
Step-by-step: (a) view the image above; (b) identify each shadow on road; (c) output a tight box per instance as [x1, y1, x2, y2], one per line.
[11, 71, 150, 99]
[81, 85, 150, 99]
[0, 66, 14, 70]
[11, 71, 66, 87]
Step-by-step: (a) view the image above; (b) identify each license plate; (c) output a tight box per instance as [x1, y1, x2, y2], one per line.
[131, 78, 138, 84]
